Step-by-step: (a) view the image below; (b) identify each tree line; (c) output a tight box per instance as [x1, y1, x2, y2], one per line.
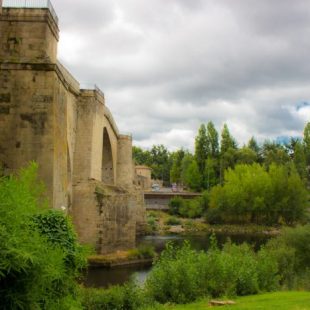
[133, 121, 310, 191]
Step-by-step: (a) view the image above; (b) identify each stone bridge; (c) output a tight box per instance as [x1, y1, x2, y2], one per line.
[0, 2, 145, 253]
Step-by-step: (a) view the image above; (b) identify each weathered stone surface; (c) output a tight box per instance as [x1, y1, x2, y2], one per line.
[0, 6, 145, 253]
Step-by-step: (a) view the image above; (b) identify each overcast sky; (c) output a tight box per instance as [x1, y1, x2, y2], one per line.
[52, 0, 310, 151]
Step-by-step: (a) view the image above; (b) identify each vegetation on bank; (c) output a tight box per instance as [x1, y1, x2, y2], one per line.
[1, 164, 309, 309]
[88, 245, 156, 267]
[81, 225, 310, 309]
[145, 210, 280, 235]
[0, 163, 87, 309]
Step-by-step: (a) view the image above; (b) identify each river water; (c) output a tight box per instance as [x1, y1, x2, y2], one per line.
[83, 232, 270, 288]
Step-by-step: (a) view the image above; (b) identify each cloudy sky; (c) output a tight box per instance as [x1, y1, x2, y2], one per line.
[52, 0, 310, 151]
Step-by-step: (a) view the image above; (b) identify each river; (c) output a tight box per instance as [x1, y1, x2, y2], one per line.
[83, 232, 270, 288]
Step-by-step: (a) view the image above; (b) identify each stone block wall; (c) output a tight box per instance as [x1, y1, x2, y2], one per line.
[0, 5, 146, 253]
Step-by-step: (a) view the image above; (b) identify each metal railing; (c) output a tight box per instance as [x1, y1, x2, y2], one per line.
[80, 83, 105, 99]
[2, 0, 58, 24]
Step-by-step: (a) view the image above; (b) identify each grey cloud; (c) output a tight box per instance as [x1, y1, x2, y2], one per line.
[54, 0, 310, 149]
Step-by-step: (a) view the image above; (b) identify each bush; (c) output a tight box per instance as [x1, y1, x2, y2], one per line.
[145, 213, 159, 234]
[265, 224, 310, 288]
[168, 196, 186, 215]
[32, 209, 87, 273]
[80, 282, 146, 310]
[128, 245, 155, 260]
[0, 163, 85, 309]
[169, 196, 205, 218]
[165, 216, 181, 225]
[145, 238, 280, 304]
[180, 198, 204, 218]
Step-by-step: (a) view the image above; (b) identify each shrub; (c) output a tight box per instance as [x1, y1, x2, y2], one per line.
[146, 213, 159, 234]
[168, 196, 186, 215]
[146, 241, 202, 304]
[80, 282, 146, 310]
[0, 163, 85, 309]
[265, 224, 310, 288]
[32, 209, 87, 273]
[145, 238, 280, 304]
[181, 198, 204, 218]
[165, 216, 181, 225]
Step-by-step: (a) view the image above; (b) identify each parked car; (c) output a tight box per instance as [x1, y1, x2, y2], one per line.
[151, 184, 160, 191]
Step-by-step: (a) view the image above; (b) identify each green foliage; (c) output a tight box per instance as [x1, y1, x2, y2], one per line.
[146, 239, 279, 304]
[80, 282, 146, 310]
[208, 163, 308, 225]
[146, 212, 159, 234]
[0, 163, 85, 309]
[168, 196, 186, 215]
[179, 198, 204, 218]
[128, 244, 156, 259]
[195, 124, 208, 174]
[170, 149, 186, 184]
[169, 196, 206, 218]
[183, 160, 202, 191]
[206, 121, 219, 158]
[262, 141, 290, 168]
[203, 156, 218, 189]
[165, 216, 181, 226]
[220, 123, 237, 154]
[32, 210, 87, 273]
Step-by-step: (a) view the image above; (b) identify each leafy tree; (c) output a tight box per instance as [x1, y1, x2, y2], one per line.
[292, 141, 307, 180]
[247, 136, 260, 154]
[183, 160, 202, 191]
[204, 156, 218, 189]
[262, 141, 290, 168]
[195, 124, 208, 174]
[170, 149, 186, 184]
[209, 163, 307, 225]
[237, 146, 258, 165]
[132, 146, 151, 165]
[181, 153, 194, 185]
[303, 122, 310, 165]
[220, 123, 237, 154]
[207, 121, 219, 158]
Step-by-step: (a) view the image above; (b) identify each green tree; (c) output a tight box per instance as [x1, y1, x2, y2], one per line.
[293, 141, 307, 180]
[149, 145, 171, 184]
[195, 124, 208, 174]
[132, 146, 151, 165]
[204, 156, 218, 189]
[237, 146, 258, 165]
[303, 122, 310, 166]
[247, 136, 260, 154]
[220, 123, 237, 154]
[184, 160, 202, 191]
[207, 121, 219, 158]
[170, 149, 186, 184]
[262, 141, 290, 168]
[181, 153, 194, 185]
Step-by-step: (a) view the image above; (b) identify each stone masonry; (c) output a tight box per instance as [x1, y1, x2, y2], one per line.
[0, 2, 145, 253]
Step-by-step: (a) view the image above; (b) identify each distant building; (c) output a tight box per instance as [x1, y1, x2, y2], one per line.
[135, 165, 152, 190]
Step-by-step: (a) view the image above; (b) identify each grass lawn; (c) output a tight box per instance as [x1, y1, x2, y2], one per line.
[160, 291, 310, 310]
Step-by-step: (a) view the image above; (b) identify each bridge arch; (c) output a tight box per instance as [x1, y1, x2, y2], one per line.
[101, 127, 114, 184]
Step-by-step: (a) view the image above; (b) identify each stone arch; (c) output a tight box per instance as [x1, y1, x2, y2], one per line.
[101, 127, 114, 184]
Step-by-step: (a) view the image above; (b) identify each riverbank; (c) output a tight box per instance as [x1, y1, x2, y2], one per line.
[150, 291, 310, 310]
[88, 246, 155, 268]
[146, 210, 281, 236]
